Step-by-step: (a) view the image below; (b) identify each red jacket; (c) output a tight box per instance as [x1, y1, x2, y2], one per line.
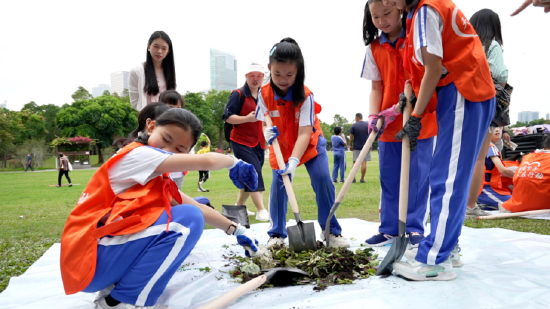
[60, 142, 182, 295]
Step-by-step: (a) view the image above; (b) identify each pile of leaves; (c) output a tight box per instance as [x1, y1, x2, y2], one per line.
[227, 242, 379, 291]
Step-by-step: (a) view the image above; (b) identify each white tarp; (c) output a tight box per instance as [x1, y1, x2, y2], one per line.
[2, 218, 550, 309]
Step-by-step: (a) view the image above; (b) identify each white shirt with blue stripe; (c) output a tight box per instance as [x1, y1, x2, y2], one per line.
[409, 5, 447, 74]
[256, 86, 315, 127]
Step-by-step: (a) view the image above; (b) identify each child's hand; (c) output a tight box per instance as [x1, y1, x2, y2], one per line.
[236, 229, 259, 257]
[395, 116, 422, 151]
[264, 126, 280, 145]
[228, 157, 258, 191]
[276, 157, 299, 182]
[378, 104, 401, 130]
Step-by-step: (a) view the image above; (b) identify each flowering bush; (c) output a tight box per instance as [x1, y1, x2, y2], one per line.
[68, 136, 93, 144]
[51, 136, 95, 151]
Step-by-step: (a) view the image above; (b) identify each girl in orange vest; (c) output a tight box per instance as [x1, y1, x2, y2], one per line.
[361, 0, 438, 248]
[255, 38, 350, 248]
[61, 108, 259, 309]
[383, 0, 496, 281]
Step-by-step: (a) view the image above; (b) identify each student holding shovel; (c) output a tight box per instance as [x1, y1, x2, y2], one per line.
[256, 37, 350, 249]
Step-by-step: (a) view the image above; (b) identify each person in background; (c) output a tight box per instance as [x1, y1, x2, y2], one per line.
[331, 127, 347, 183]
[224, 63, 270, 221]
[159, 90, 186, 189]
[349, 113, 372, 183]
[197, 134, 211, 192]
[25, 153, 34, 172]
[57, 153, 72, 187]
[129, 31, 176, 111]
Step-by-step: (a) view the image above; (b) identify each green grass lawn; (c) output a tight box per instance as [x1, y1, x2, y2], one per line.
[1, 151, 549, 292]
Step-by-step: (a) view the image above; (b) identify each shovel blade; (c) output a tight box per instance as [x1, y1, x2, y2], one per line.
[375, 235, 409, 277]
[263, 267, 309, 286]
[287, 221, 317, 252]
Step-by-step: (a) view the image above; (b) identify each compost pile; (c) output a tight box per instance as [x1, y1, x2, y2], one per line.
[226, 242, 379, 291]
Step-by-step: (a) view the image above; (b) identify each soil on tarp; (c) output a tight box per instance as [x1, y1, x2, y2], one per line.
[225, 241, 379, 291]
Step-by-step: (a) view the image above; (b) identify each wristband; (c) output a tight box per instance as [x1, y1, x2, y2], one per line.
[226, 155, 238, 170]
[411, 112, 424, 118]
[225, 222, 238, 235]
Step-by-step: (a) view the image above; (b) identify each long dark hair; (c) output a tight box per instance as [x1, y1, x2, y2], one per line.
[363, 0, 407, 46]
[113, 103, 170, 149]
[135, 108, 202, 150]
[144, 31, 176, 96]
[159, 90, 184, 108]
[268, 37, 306, 107]
[470, 9, 503, 53]
[405, 0, 420, 12]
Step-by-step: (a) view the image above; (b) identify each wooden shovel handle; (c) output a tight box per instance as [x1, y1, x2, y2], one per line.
[196, 275, 267, 309]
[477, 209, 550, 220]
[264, 114, 301, 214]
[398, 82, 413, 226]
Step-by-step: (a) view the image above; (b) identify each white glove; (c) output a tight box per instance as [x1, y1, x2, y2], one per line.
[277, 157, 299, 181]
[264, 126, 280, 145]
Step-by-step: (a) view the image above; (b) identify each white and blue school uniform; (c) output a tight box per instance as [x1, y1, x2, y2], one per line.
[331, 135, 347, 182]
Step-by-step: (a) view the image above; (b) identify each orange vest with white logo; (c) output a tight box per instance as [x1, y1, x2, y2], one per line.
[406, 0, 495, 105]
[260, 83, 323, 169]
[371, 38, 438, 142]
[502, 152, 550, 212]
[60, 142, 182, 295]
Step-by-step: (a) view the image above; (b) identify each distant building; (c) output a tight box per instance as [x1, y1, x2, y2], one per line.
[210, 49, 237, 91]
[518, 111, 540, 123]
[546, 113, 550, 121]
[110, 71, 129, 96]
[92, 84, 111, 98]
[0, 100, 6, 109]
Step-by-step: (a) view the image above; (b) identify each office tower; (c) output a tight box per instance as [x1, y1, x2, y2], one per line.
[518, 111, 540, 123]
[111, 71, 129, 96]
[210, 49, 237, 91]
[92, 84, 111, 98]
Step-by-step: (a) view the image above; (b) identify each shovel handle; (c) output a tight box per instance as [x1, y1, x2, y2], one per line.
[398, 82, 413, 234]
[477, 209, 550, 220]
[264, 114, 301, 215]
[196, 275, 267, 309]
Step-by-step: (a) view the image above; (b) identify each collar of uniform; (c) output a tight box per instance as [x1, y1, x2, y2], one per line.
[243, 83, 252, 97]
[407, 4, 417, 20]
[379, 28, 406, 46]
[274, 85, 294, 102]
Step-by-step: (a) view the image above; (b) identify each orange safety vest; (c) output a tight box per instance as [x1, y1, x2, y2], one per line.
[502, 152, 550, 212]
[60, 142, 182, 295]
[370, 37, 438, 142]
[479, 143, 510, 196]
[260, 83, 323, 169]
[501, 161, 519, 193]
[405, 0, 495, 106]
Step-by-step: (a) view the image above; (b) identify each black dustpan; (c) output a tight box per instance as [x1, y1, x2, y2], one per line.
[222, 205, 250, 228]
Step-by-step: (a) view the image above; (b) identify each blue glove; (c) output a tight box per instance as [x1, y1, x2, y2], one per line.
[264, 126, 280, 145]
[276, 157, 299, 183]
[235, 228, 259, 258]
[228, 156, 258, 191]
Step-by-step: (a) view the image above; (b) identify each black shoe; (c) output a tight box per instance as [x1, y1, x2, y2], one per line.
[340, 179, 345, 183]
[69, 183, 73, 187]
[352, 179, 356, 183]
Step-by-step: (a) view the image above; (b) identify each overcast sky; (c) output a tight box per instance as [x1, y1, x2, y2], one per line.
[1, 0, 548, 124]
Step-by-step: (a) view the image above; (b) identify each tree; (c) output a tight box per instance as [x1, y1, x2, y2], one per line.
[102, 90, 111, 96]
[71, 86, 93, 101]
[184, 91, 211, 129]
[15, 139, 52, 169]
[0, 109, 16, 169]
[205, 89, 231, 150]
[320, 120, 333, 149]
[56, 96, 137, 164]
[21, 102, 61, 142]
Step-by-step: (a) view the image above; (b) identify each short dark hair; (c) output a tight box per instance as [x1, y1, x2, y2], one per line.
[544, 136, 550, 149]
[135, 108, 202, 150]
[200, 141, 207, 147]
[144, 31, 176, 96]
[268, 37, 305, 107]
[356, 113, 363, 119]
[470, 9, 503, 53]
[159, 90, 184, 108]
[334, 126, 342, 135]
[59, 153, 64, 158]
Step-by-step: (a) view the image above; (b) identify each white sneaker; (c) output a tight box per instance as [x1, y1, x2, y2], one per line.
[94, 284, 115, 303]
[246, 208, 255, 216]
[405, 246, 462, 268]
[320, 231, 350, 248]
[266, 236, 284, 248]
[255, 209, 270, 221]
[393, 257, 456, 281]
[96, 296, 170, 309]
[465, 204, 490, 219]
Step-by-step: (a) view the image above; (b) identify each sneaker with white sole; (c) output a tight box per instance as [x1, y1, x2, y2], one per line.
[498, 203, 512, 213]
[255, 209, 270, 221]
[405, 245, 462, 268]
[364, 233, 395, 247]
[465, 204, 490, 219]
[96, 296, 170, 309]
[321, 231, 350, 248]
[94, 284, 115, 303]
[393, 257, 456, 281]
[246, 208, 255, 216]
[267, 236, 284, 248]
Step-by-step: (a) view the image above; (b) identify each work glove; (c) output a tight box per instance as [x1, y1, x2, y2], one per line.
[276, 157, 299, 182]
[368, 114, 379, 136]
[398, 91, 417, 113]
[228, 156, 258, 191]
[395, 115, 422, 152]
[235, 226, 259, 258]
[378, 104, 400, 131]
[264, 126, 280, 145]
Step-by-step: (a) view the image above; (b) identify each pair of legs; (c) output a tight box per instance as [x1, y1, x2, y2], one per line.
[84, 204, 204, 307]
[332, 152, 346, 182]
[198, 171, 209, 192]
[268, 135, 342, 238]
[232, 141, 266, 212]
[58, 170, 72, 186]
[25, 163, 34, 171]
[478, 185, 511, 209]
[352, 149, 371, 182]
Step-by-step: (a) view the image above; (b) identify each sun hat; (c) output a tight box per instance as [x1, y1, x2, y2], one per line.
[244, 63, 265, 75]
